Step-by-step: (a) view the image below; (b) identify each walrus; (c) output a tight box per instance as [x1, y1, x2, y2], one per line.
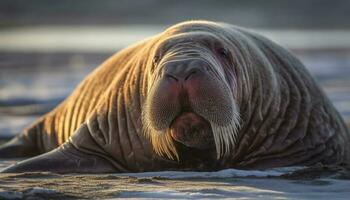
[1, 20, 349, 173]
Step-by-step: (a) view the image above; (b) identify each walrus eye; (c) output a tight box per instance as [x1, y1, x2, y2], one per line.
[153, 55, 160, 65]
[218, 48, 230, 60]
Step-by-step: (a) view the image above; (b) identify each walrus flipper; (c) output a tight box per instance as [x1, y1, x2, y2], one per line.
[1, 142, 115, 173]
[0, 117, 49, 158]
[0, 133, 39, 158]
[1, 123, 117, 173]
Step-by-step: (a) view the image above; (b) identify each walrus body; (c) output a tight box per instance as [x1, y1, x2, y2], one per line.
[1, 21, 349, 173]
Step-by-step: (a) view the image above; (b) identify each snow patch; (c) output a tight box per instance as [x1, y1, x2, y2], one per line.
[120, 167, 304, 179]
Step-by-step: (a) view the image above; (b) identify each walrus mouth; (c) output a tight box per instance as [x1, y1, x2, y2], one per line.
[169, 112, 214, 149]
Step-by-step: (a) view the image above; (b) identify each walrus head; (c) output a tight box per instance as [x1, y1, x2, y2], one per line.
[142, 21, 249, 160]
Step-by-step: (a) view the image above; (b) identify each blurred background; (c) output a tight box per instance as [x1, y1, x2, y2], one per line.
[0, 0, 350, 139]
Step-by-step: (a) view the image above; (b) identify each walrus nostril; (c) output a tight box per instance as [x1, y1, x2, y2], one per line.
[165, 73, 179, 82]
[164, 67, 201, 82]
[184, 70, 197, 81]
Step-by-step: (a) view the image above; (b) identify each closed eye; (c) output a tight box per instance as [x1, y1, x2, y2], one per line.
[153, 55, 160, 65]
[217, 48, 230, 60]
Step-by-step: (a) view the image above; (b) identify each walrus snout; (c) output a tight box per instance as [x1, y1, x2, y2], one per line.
[145, 55, 238, 129]
[163, 59, 209, 83]
[160, 59, 211, 104]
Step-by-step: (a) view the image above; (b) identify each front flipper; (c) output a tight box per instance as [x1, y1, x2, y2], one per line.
[1, 142, 116, 173]
[0, 134, 39, 158]
[1, 123, 118, 173]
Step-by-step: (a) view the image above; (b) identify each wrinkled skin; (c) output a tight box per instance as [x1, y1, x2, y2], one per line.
[0, 20, 349, 173]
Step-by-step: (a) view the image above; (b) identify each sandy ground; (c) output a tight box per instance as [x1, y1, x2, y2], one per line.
[0, 166, 350, 199]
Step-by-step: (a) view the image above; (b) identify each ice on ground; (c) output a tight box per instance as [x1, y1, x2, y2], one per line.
[0, 162, 349, 199]
[113, 178, 350, 200]
[25, 187, 59, 195]
[120, 167, 305, 179]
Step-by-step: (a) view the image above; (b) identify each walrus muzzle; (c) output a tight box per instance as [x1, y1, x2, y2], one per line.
[143, 53, 240, 160]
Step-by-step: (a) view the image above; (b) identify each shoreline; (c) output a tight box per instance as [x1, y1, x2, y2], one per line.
[1, 26, 350, 52]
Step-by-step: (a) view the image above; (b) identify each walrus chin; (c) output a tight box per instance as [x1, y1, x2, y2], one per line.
[169, 112, 214, 150]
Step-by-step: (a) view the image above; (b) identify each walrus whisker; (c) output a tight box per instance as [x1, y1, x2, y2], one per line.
[141, 111, 179, 160]
[151, 130, 179, 160]
[210, 110, 240, 159]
